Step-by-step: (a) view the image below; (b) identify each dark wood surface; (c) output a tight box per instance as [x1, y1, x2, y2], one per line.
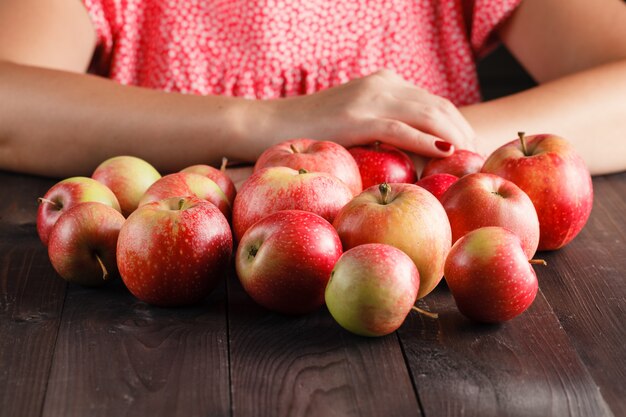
[1, 169, 624, 417]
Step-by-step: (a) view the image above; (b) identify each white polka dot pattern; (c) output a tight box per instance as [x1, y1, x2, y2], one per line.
[83, 0, 522, 105]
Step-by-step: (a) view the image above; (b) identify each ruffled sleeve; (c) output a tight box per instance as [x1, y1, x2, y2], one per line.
[469, 0, 523, 57]
[82, 0, 119, 73]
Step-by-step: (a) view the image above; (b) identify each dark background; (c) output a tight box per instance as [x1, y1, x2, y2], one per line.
[478, 46, 536, 100]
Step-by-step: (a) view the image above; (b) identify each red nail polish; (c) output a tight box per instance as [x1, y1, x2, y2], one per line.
[435, 140, 452, 152]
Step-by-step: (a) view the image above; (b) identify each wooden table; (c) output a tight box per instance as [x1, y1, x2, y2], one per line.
[1, 170, 624, 417]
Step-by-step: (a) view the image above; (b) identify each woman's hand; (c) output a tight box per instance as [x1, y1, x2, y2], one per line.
[268, 69, 477, 157]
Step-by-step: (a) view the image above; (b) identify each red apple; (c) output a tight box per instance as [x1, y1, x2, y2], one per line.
[232, 166, 353, 242]
[117, 196, 232, 307]
[138, 172, 231, 221]
[481, 132, 593, 250]
[421, 149, 485, 178]
[415, 173, 458, 201]
[347, 141, 417, 189]
[92, 155, 161, 217]
[37, 176, 121, 246]
[235, 210, 342, 315]
[254, 138, 362, 196]
[440, 173, 540, 259]
[325, 243, 419, 337]
[181, 157, 237, 206]
[333, 183, 451, 299]
[48, 202, 125, 286]
[444, 227, 541, 323]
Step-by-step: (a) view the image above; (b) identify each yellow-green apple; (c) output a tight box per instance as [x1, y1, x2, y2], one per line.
[333, 183, 451, 299]
[181, 158, 236, 206]
[421, 149, 485, 178]
[117, 196, 232, 307]
[232, 166, 353, 242]
[48, 202, 125, 286]
[37, 177, 121, 246]
[481, 132, 593, 250]
[444, 227, 542, 323]
[325, 243, 419, 337]
[235, 210, 342, 315]
[440, 173, 540, 259]
[415, 173, 458, 201]
[254, 138, 362, 195]
[347, 141, 417, 189]
[92, 155, 161, 217]
[139, 172, 231, 221]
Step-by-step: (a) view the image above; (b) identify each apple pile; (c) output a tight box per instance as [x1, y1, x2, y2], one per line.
[36, 132, 593, 335]
[37, 155, 235, 306]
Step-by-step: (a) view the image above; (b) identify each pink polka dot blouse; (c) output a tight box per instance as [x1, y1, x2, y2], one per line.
[83, 0, 522, 105]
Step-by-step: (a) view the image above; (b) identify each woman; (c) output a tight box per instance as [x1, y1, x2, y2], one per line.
[0, 0, 624, 178]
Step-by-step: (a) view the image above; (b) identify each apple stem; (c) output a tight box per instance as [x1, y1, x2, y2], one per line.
[95, 254, 109, 281]
[290, 144, 299, 154]
[220, 157, 228, 172]
[529, 259, 547, 266]
[518, 131, 529, 156]
[178, 198, 186, 210]
[412, 305, 439, 319]
[298, 168, 308, 175]
[379, 183, 391, 205]
[374, 140, 381, 151]
[37, 197, 59, 208]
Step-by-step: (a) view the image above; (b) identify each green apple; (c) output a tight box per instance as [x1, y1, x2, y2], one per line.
[325, 243, 419, 337]
[92, 155, 161, 217]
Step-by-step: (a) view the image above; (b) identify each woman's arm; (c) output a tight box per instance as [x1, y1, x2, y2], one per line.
[461, 0, 626, 175]
[0, 0, 475, 178]
[0, 0, 281, 177]
[0, 60, 264, 177]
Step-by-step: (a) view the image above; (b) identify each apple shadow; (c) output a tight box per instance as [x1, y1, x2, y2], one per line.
[447, 312, 504, 335]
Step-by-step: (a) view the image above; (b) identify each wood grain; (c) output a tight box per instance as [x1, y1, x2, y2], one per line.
[227, 274, 421, 417]
[41, 279, 231, 417]
[1, 170, 625, 417]
[0, 172, 66, 417]
[536, 174, 626, 417]
[398, 286, 613, 417]
[0, 241, 67, 417]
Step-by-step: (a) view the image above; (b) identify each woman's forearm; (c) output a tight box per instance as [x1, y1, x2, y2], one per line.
[0, 61, 273, 177]
[0, 62, 480, 178]
[461, 59, 626, 176]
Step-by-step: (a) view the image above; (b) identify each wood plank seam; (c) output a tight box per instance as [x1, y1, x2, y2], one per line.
[37, 284, 69, 417]
[395, 330, 427, 417]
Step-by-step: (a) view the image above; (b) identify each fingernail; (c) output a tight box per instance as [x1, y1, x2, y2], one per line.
[435, 140, 452, 152]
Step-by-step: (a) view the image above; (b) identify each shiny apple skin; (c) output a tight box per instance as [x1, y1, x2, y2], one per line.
[254, 138, 362, 196]
[37, 176, 121, 246]
[421, 150, 485, 178]
[236, 210, 342, 315]
[92, 155, 161, 217]
[232, 166, 353, 242]
[444, 227, 539, 323]
[117, 196, 232, 307]
[348, 142, 417, 189]
[48, 202, 125, 286]
[482, 134, 593, 250]
[139, 172, 231, 221]
[333, 183, 451, 299]
[440, 173, 540, 259]
[325, 243, 419, 337]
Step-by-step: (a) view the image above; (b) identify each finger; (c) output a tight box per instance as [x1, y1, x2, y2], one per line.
[383, 97, 471, 150]
[390, 84, 477, 149]
[405, 95, 475, 150]
[362, 118, 456, 158]
[431, 98, 476, 148]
